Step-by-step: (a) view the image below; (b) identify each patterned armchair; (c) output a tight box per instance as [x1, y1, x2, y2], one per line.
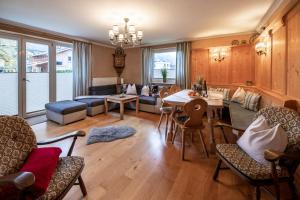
[0, 116, 87, 199]
[213, 107, 300, 200]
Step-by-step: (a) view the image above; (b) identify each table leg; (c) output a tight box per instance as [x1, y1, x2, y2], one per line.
[167, 106, 176, 141]
[136, 97, 139, 115]
[120, 102, 124, 120]
[104, 98, 108, 114]
[207, 107, 216, 154]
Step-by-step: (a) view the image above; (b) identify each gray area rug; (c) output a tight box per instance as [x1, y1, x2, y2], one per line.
[87, 125, 136, 145]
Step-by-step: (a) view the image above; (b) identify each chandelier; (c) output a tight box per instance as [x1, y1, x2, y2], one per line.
[108, 18, 143, 47]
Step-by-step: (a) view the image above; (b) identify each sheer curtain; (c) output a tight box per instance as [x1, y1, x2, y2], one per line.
[176, 42, 191, 89]
[72, 41, 92, 97]
[141, 47, 153, 85]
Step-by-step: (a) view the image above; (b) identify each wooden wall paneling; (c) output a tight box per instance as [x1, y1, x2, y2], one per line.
[287, 4, 300, 99]
[271, 26, 287, 94]
[191, 49, 209, 84]
[208, 51, 231, 85]
[255, 36, 272, 90]
[231, 45, 255, 84]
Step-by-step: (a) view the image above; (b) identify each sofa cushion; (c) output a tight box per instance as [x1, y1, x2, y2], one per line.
[229, 102, 256, 130]
[75, 98, 104, 107]
[89, 85, 117, 95]
[139, 96, 157, 105]
[45, 100, 87, 115]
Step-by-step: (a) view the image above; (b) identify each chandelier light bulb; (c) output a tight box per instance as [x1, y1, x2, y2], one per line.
[109, 30, 114, 39]
[118, 34, 124, 42]
[128, 25, 136, 34]
[112, 25, 119, 34]
[137, 31, 143, 39]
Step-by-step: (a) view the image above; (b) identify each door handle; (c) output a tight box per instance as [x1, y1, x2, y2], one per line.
[22, 78, 30, 82]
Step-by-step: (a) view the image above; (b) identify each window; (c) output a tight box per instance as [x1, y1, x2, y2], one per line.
[152, 48, 176, 84]
[56, 45, 73, 101]
[0, 37, 19, 115]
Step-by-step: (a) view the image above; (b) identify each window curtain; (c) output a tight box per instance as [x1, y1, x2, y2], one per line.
[176, 42, 191, 89]
[72, 41, 92, 97]
[141, 47, 153, 85]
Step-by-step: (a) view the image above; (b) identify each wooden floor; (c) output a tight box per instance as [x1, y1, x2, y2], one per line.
[32, 110, 299, 200]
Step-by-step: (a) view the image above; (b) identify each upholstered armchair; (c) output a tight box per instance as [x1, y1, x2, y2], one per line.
[213, 107, 300, 199]
[0, 116, 87, 199]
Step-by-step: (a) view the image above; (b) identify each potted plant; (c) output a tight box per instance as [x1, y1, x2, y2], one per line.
[161, 67, 168, 83]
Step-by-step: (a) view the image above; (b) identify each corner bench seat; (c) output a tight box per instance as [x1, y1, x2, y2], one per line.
[45, 100, 87, 125]
[229, 102, 256, 130]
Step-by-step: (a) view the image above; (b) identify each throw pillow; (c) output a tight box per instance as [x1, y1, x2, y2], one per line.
[231, 87, 246, 104]
[242, 91, 261, 111]
[237, 115, 288, 165]
[20, 147, 62, 198]
[126, 84, 137, 95]
[141, 85, 150, 96]
[209, 87, 230, 100]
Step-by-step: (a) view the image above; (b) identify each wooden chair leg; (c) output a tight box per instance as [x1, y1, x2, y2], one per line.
[255, 186, 261, 200]
[165, 114, 169, 141]
[220, 126, 229, 143]
[78, 175, 87, 196]
[157, 112, 164, 129]
[172, 124, 179, 144]
[181, 129, 186, 160]
[213, 159, 222, 181]
[288, 179, 297, 199]
[199, 130, 208, 158]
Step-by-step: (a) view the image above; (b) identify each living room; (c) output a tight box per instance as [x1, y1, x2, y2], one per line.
[0, 0, 300, 199]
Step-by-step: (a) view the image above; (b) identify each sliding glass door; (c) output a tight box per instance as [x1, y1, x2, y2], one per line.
[0, 37, 19, 115]
[0, 33, 73, 118]
[24, 41, 50, 115]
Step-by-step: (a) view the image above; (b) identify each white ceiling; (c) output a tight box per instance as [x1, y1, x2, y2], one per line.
[0, 0, 276, 45]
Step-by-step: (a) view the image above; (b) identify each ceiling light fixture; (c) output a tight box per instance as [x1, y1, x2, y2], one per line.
[108, 18, 143, 47]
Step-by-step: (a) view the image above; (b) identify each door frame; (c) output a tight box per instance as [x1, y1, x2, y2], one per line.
[21, 37, 55, 118]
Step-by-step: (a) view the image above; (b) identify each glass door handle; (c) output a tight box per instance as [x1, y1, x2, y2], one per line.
[22, 78, 30, 82]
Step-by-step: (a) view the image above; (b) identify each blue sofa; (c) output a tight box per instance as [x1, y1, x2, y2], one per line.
[75, 84, 161, 116]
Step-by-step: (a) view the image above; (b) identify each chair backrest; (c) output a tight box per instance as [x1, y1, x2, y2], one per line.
[0, 116, 37, 176]
[183, 98, 208, 128]
[169, 85, 181, 94]
[254, 107, 300, 154]
[159, 87, 171, 107]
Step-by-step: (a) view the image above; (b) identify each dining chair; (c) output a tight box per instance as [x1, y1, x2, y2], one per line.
[157, 87, 173, 140]
[169, 85, 181, 94]
[172, 98, 208, 160]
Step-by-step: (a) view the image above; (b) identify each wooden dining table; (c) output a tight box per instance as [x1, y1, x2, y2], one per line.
[162, 89, 223, 153]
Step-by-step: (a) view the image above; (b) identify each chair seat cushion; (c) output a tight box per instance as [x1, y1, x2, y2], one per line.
[75, 98, 104, 107]
[216, 144, 289, 180]
[45, 100, 87, 115]
[139, 96, 157, 105]
[20, 147, 62, 198]
[176, 115, 189, 123]
[37, 156, 84, 200]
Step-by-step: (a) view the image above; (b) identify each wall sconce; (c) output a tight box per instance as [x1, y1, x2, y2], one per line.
[210, 47, 229, 62]
[255, 41, 267, 56]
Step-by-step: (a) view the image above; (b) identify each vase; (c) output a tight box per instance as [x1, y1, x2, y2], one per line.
[163, 77, 167, 83]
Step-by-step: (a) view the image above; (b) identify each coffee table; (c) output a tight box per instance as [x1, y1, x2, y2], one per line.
[104, 94, 139, 120]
